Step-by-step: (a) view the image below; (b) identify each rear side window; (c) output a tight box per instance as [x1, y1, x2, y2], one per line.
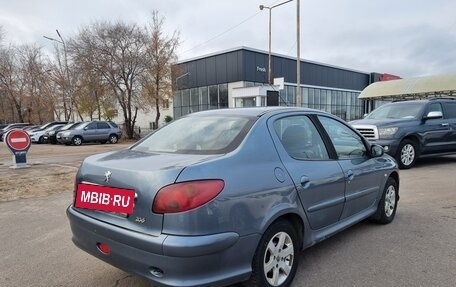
[444, 102, 456, 118]
[318, 116, 367, 159]
[97, 122, 110, 129]
[108, 121, 118, 128]
[274, 116, 329, 160]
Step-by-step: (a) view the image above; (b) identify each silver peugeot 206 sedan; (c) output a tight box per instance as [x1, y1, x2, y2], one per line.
[67, 107, 399, 287]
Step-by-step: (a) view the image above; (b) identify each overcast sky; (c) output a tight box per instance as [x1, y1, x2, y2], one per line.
[1, 0, 455, 78]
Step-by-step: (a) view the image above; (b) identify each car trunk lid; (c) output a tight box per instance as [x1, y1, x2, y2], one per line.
[73, 149, 219, 236]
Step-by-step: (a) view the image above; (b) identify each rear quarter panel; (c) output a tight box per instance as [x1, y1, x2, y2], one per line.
[161, 116, 306, 237]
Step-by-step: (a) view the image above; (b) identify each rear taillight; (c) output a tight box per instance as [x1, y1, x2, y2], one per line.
[152, 180, 224, 214]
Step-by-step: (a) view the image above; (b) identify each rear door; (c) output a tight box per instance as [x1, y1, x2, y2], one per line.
[269, 113, 346, 230]
[96, 122, 111, 141]
[82, 122, 98, 141]
[442, 102, 456, 151]
[317, 115, 383, 219]
[421, 102, 453, 154]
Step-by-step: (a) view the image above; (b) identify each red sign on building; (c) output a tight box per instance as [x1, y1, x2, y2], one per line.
[379, 73, 401, 81]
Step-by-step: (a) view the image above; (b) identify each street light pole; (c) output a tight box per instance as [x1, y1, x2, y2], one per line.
[268, 8, 272, 85]
[175, 72, 190, 88]
[43, 30, 73, 121]
[260, 0, 293, 86]
[296, 0, 301, 107]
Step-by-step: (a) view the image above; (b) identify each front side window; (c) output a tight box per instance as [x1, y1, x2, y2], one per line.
[426, 103, 443, 114]
[274, 116, 329, 160]
[132, 115, 254, 155]
[85, 123, 97, 130]
[318, 116, 367, 159]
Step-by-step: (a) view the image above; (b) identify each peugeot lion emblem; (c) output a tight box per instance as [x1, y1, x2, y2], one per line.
[104, 170, 112, 183]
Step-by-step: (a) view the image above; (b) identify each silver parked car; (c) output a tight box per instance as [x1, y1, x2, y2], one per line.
[67, 107, 399, 287]
[57, 121, 121, 146]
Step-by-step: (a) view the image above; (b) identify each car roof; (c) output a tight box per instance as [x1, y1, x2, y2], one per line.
[186, 107, 323, 118]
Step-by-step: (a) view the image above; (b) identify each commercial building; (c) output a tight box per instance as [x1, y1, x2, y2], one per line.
[173, 47, 396, 121]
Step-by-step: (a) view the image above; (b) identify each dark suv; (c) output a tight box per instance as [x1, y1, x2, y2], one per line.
[350, 98, 456, 169]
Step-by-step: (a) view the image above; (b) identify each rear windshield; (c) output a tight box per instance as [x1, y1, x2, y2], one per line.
[132, 115, 255, 154]
[366, 102, 425, 120]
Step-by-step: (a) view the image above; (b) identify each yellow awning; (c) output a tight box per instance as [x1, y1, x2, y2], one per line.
[359, 74, 456, 100]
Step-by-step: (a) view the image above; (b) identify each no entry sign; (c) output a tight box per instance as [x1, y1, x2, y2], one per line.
[4, 129, 31, 168]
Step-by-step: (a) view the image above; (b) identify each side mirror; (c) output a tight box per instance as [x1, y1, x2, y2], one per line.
[363, 113, 368, 118]
[371, 144, 384, 157]
[424, 111, 443, 120]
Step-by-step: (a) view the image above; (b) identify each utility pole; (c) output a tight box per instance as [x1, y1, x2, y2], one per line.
[296, 0, 301, 107]
[44, 29, 73, 121]
[260, 0, 293, 85]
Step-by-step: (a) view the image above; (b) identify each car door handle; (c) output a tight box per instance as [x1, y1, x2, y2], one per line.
[300, 176, 310, 189]
[441, 123, 449, 127]
[346, 170, 355, 181]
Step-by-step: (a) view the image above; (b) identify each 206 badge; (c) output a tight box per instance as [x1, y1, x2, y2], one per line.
[135, 217, 146, 224]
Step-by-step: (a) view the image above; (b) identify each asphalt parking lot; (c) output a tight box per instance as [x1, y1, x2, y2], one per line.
[0, 143, 455, 287]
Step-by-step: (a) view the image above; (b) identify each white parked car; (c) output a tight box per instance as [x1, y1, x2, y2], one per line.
[28, 124, 65, 144]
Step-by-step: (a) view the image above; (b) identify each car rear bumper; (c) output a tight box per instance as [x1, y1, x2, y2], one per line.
[67, 205, 258, 287]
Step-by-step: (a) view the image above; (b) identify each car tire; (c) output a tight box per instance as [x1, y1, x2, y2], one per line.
[109, 134, 118, 144]
[396, 139, 417, 169]
[370, 177, 398, 224]
[245, 220, 299, 287]
[38, 136, 44, 144]
[72, 136, 83, 146]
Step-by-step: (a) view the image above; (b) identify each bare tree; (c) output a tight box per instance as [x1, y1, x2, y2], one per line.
[141, 11, 180, 129]
[0, 46, 27, 122]
[18, 45, 54, 124]
[73, 67, 112, 121]
[70, 21, 148, 139]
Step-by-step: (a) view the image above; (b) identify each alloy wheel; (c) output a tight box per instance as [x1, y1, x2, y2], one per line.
[384, 185, 396, 217]
[400, 144, 415, 166]
[263, 232, 294, 286]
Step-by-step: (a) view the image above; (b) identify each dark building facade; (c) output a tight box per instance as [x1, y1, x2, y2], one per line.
[173, 47, 380, 121]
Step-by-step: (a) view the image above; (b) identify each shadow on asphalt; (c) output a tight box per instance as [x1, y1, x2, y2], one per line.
[413, 155, 456, 169]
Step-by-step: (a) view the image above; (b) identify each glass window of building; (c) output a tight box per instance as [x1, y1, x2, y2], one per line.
[209, 85, 218, 109]
[302, 88, 309, 106]
[219, 84, 228, 108]
[320, 90, 328, 112]
[182, 89, 190, 116]
[190, 88, 199, 113]
[200, 86, 209, 110]
[308, 88, 314, 109]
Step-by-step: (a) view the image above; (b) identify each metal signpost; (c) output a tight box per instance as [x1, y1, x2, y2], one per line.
[4, 129, 32, 168]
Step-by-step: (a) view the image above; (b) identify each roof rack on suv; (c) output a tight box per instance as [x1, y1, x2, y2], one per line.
[428, 97, 456, 101]
[391, 96, 456, 102]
